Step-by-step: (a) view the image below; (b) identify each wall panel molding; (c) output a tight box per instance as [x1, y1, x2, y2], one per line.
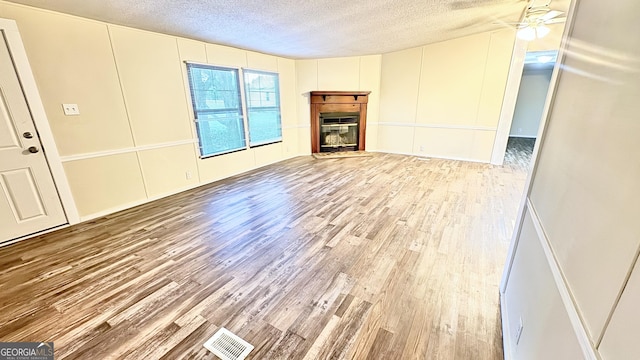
[377, 122, 496, 131]
[60, 139, 197, 162]
[526, 199, 599, 360]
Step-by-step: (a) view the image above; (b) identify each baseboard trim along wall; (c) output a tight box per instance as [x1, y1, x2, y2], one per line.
[500, 293, 514, 359]
[368, 149, 489, 164]
[77, 152, 300, 222]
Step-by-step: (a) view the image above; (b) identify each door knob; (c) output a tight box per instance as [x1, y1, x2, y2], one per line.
[23, 132, 33, 139]
[28, 146, 39, 153]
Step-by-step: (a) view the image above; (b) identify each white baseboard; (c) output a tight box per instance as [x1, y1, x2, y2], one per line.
[501, 291, 514, 360]
[0, 224, 70, 248]
[79, 153, 302, 223]
[370, 149, 489, 164]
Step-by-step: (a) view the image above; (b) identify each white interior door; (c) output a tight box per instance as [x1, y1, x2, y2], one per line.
[0, 31, 66, 243]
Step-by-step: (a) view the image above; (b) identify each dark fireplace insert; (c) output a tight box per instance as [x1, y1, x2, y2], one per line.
[319, 112, 360, 152]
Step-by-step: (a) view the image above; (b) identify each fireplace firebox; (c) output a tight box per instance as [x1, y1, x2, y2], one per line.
[310, 91, 371, 153]
[319, 112, 359, 152]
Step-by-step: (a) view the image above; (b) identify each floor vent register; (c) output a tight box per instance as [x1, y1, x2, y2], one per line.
[203, 327, 254, 360]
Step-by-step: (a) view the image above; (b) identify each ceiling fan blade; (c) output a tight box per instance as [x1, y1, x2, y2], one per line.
[539, 10, 564, 21]
[544, 17, 567, 24]
[491, 20, 529, 30]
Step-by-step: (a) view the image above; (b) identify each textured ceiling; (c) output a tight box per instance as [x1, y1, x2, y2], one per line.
[5, 0, 531, 59]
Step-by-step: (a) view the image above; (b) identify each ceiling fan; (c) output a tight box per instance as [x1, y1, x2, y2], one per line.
[508, 2, 567, 41]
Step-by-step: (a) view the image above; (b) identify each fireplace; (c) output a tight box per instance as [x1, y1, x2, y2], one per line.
[319, 112, 359, 152]
[310, 91, 371, 153]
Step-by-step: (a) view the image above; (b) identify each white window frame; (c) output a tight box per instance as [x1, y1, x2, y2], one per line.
[185, 62, 284, 158]
[242, 69, 283, 147]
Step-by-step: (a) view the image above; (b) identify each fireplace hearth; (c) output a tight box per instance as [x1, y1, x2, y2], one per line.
[310, 91, 370, 153]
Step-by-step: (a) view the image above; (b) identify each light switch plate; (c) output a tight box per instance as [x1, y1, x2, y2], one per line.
[62, 103, 80, 116]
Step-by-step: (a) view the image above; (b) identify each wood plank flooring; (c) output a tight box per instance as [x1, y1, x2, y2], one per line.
[0, 152, 529, 359]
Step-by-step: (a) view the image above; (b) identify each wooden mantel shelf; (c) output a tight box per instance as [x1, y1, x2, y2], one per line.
[310, 91, 371, 104]
[310, 91, 371, 96]
[310, 91, 371, 153]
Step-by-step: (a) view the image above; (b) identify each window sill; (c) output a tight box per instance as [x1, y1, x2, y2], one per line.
[249, 140, 283, 149]
[200, 147, 247, 159]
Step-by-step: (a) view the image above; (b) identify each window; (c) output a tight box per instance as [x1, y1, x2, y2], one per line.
[243, 70, 283, 146]
[186, 64, 283, 157]
[186, 64, 246, 157]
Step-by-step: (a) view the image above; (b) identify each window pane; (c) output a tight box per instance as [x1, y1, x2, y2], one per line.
[195, 111, 246, 156]
[187, 64, 246, 156]
[247, 109, 282, 145]
[244, 70, 282, 146]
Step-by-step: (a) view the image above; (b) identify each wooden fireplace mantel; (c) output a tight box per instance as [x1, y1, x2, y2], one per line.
[310, 91, 371, 153]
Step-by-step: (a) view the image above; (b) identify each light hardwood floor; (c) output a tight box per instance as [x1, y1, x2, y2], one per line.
[0, 152, 529, 359]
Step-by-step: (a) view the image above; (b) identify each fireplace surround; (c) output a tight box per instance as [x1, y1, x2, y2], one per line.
[310, 91, 370, 153]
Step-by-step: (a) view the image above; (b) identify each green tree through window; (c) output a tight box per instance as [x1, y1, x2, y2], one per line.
[186, 64, 284, 157]
[244, 70, 283, 146]
[187, 64, 246, 157]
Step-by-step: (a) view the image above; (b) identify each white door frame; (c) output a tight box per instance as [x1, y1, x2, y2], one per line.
[0, 18, 79, 226]
[490, 36, 528, 165]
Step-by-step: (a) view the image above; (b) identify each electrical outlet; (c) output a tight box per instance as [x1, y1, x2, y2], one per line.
[62, 103, 80, 116]
[185, 171, 192, 180]
[515, 317, 524, 345]
[419, 145, 425, 152]
[518, 127, 523, 134]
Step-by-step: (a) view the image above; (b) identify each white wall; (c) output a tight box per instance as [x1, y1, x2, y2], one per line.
[509, 66, 553, 138]
[503, 210, 583, 359]
[378, 30, 515, 162]
[0, 1, 517, 225]
[0, 1, 300, 220]
[0, 0, 578, 230]
[501, 0, 640, 358]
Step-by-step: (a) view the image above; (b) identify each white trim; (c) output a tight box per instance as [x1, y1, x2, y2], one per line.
[176, 41, 205, 183]
[183, 60, 241, 70]
[410, 47, 426, 153]
[60, 139, 197, 162]
[377, 122, 496, 131]
[238, 67, 251, 154]
[0, 19, 80, 224]
[106, 25, 138, 148]
[79, 151, 300, 222]
[0, 223, 69, 248]
[369, 149, 488, 164]
[79, 183, 202, 222]
[490, 37, 528, 165]
[527, 200, 599, 360]
[500, 292, 514, 359]
[508, 134, 537, 139]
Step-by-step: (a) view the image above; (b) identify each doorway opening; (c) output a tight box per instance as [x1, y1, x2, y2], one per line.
[504, 50, 557, 169]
